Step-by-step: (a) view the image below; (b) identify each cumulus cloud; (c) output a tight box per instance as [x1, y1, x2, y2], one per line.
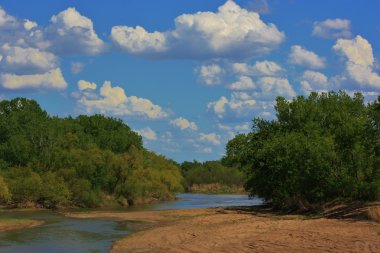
[208, 75, 294, 120]
[199, 133, 221, 145]
[232, 60, 283, 76]
[0, 7, 107, 93]
[77, 80, 168, 120]
[111, 1, 284, 59]
[23, 19, 37, 31]
[289, 45, 326, 69]
[300, 70, 328, 94]
[197, 64, 224, 85]
[111, 26, 167, 54]
[254, 77, 296, 99]
[0, 68, 67, 90]
[0, 44, 58, 73]
[78, 80, 96, 90]
[207, 94, 257, 120]
[0, 7, 16, 28]
[333, 35, 380, 89]
[136, 127, 157, 141]
[46, 8, 105, 55]
[228, 76, 256, 90]
[313, 18, 351, 39]
[0, 7, 105, 56]
[170, 117, 198, 131]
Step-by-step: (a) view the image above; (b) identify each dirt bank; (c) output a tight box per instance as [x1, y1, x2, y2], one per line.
[66, 207, 380, 253]
[0, 219, 44, 233]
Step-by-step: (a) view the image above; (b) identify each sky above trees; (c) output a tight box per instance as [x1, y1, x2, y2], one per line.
[0, 0, 379, 162]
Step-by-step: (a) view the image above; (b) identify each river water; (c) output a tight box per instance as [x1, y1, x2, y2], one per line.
[0, 193, 261, 253]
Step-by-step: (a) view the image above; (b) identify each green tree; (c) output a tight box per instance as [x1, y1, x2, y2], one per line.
[0, 176, 11, 203]
[225, 92, 380, 209]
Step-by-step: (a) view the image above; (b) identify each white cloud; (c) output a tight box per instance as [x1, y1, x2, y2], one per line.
[208, 96, 229, 117]
[300, 70, 328, 94]
[313, 18, 351, 39]
[254, 77, 296, 99]
[208, 76, 294, 120]
[232, 61, 283, 76]
[46, 7, 105, 55]
[0, 68, 67, 90]
[333, 35, 380, 89]
[136, 127, 157, 141]
[77, 80, 168, 120]
[228, 76, 256, 90]
[170, 117, 198, 131]
[23, 19, 37, 30]
[111, 1, 284, 59]
[78, 80, 96, 90]
[71, 62, 85, 74]
[0, 44, 58, 73]
[289, 45, 325, 69]
[111, 25, 167, 54]
[0, 7, 105, 56]
[199, 133, 221, 145]
[0, 7, 16, 28]
[198, 64, 224, 85]
[207, 94, 257, 120]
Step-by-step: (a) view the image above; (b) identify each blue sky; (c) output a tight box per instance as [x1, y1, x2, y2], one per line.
[0, 0, 379, 162]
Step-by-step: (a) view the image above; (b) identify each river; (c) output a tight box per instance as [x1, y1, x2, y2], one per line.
[0, 193, 262, 253]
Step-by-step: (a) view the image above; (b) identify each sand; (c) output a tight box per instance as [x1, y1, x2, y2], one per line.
[0, 219, 44, 233]
[67, 207, 380, 253]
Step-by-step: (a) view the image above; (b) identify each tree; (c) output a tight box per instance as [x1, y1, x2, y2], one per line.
[0, 98, 183, 209]
[0, 176, 11, 203]
[225, 92, 380, 209]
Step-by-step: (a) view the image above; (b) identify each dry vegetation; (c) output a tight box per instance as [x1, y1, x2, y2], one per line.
[367, 205, 380, 222]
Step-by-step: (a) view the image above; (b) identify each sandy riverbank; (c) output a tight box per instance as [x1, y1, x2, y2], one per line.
[67, 207, 380, 253]
[0, 219, 44, 233]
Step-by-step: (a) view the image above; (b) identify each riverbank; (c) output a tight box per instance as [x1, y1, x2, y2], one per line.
[187, 183, 246, 194]
[0, 218, 44, 233]
[66, 206, 380, 253]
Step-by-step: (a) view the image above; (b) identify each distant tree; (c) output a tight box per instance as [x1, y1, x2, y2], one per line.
[180, 160, 245, 189]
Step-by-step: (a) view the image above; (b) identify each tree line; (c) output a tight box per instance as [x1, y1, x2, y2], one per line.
[0, 98, 183, 208]
[180, 160, 245, 193]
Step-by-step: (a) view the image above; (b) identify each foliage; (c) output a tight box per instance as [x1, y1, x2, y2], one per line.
[0, 98, 183, 208]
[180, 160, 245, 192]
[224, 92, 380, 209]
[0, 175, 11, 203]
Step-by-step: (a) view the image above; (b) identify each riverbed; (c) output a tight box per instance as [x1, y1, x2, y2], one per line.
[0, 193, 261, 253]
